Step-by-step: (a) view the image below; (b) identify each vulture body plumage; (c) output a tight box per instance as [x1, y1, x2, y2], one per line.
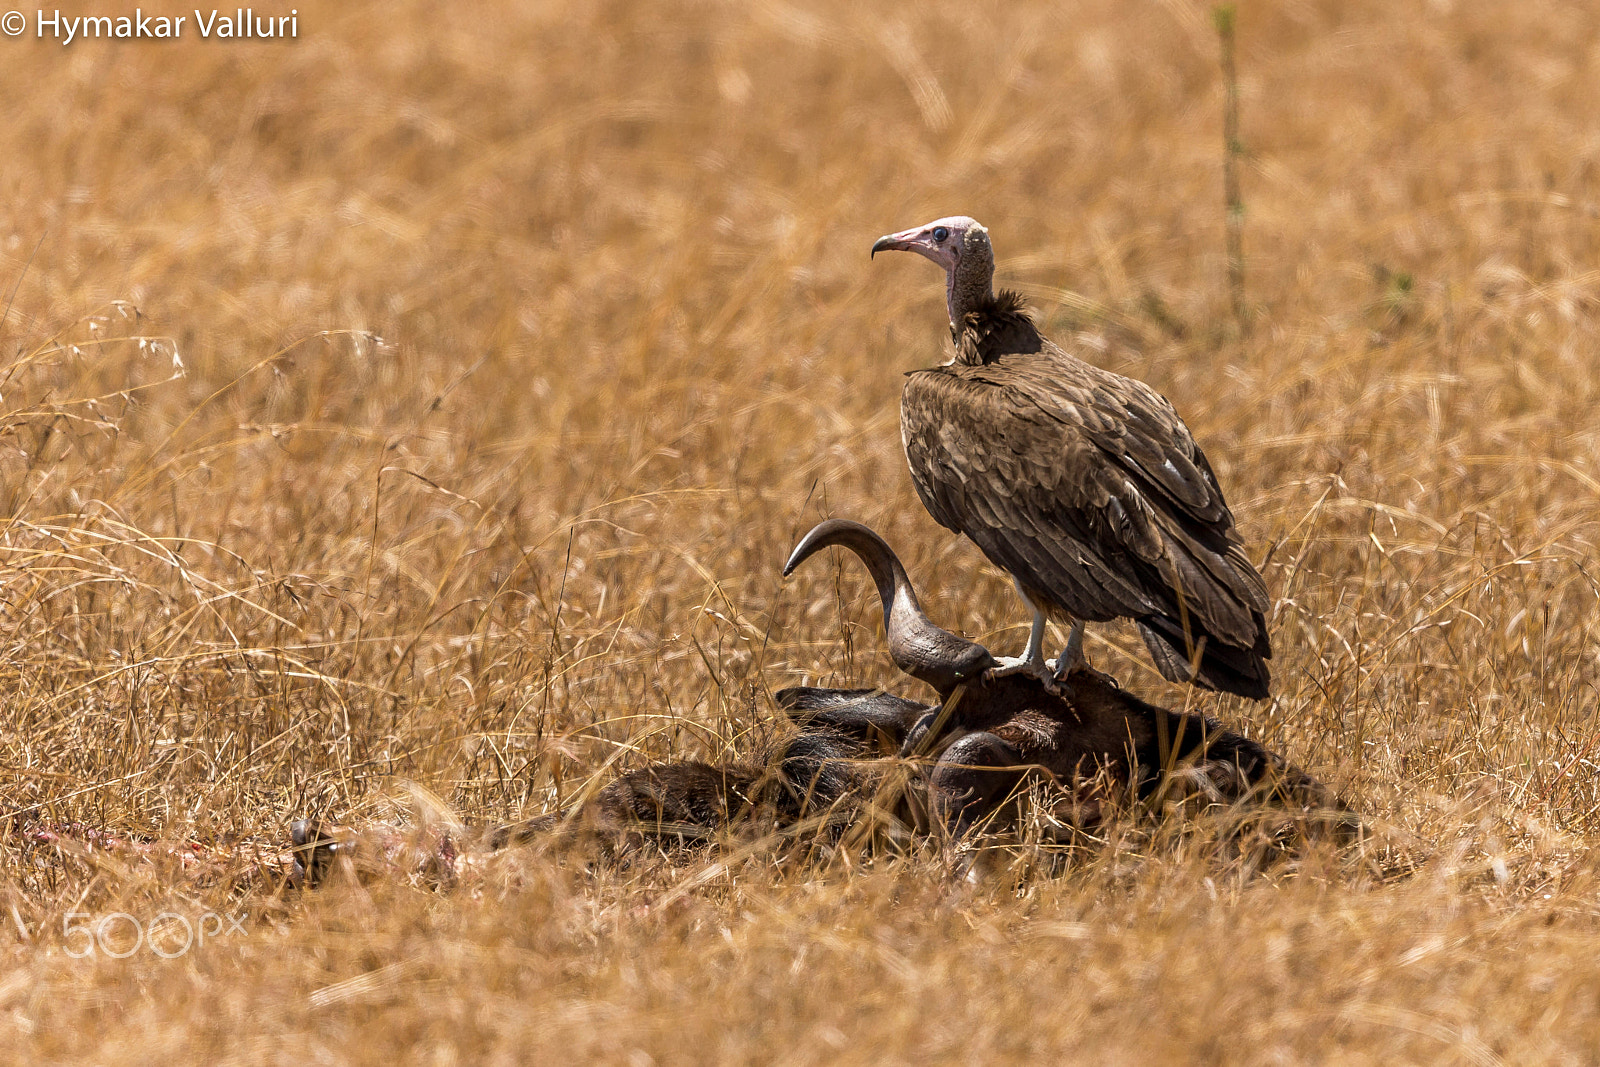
[872, 216, 1272, 700]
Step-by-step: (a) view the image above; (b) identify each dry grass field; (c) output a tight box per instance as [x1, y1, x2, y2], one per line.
[3, 0, 1600, 1060]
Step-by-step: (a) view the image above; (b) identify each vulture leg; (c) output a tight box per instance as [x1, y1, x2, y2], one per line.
[987, 581, 1057, 691]
[1051, 620, 1088, 683]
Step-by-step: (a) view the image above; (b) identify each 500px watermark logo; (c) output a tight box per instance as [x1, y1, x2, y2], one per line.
[64, 910, 247, 959]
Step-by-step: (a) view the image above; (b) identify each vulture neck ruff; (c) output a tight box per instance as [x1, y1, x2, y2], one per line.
[952, 290, 1041, 367]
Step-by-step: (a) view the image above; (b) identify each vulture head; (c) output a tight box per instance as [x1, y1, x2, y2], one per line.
[872, 215, 996, 327]
[784, 519, 997, 695]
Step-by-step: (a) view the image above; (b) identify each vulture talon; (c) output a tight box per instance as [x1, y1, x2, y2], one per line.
[1052, 621, 1088, 683]
[985, 656, 1060, 696]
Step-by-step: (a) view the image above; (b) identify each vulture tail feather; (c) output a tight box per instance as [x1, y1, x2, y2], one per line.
[1137, 616, 1271, 701]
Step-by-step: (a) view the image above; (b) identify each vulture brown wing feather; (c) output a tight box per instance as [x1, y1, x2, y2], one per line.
[904, 367, 1172, 624]
[1009, 348, 1231, 529]
[999, 354, 1269, 628]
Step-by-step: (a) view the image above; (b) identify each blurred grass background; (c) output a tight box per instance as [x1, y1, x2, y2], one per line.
[3, 0, 1600, 1060]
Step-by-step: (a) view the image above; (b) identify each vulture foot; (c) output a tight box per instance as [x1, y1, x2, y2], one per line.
[986, 655, 1061, 696]
[1049, 621, 1088, 682]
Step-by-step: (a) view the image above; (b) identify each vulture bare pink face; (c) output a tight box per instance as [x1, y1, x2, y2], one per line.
[871, 216, 979, 272]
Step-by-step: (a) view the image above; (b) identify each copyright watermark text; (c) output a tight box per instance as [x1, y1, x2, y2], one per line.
[3, 9, 299, 43]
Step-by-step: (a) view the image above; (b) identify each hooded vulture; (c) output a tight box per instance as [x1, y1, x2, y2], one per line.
[870, 215, 1272, 700]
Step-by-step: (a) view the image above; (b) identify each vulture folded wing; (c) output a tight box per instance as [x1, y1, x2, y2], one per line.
[902, 346, 1271, 687]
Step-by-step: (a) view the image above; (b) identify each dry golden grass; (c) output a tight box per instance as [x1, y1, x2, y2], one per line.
[3, 0, 1600, 1060]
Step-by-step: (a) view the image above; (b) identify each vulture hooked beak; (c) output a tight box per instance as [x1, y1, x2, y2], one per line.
[876, 227, 928, 260]
[870, 232, 910, 259]
[871, 222, 960, 271]
[784, 519, 996, 694]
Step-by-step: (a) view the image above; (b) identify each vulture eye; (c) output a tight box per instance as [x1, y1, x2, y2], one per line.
[932, 226, 950, 242]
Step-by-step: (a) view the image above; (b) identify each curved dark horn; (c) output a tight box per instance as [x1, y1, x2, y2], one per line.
[784, 519, 996, 693]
